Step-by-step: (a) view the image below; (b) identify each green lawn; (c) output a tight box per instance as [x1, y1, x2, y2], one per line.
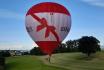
[6, 52, 104, 70]
[6, 56, 67, 70]
[45, 52, 104, 70]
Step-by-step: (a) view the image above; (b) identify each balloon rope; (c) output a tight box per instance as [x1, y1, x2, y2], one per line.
[48, 55, 51, 63]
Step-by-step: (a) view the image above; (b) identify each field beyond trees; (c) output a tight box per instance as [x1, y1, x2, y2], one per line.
[6, 51, 104, 70]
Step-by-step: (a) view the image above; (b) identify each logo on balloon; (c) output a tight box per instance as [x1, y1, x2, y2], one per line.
[25, 2, 71, 56]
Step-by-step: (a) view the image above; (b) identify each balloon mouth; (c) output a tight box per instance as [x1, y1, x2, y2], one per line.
[36, 41, 61, 55]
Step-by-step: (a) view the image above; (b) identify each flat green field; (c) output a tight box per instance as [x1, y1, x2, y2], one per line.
[6, 56, 67, 70]
[6, 51, 104, 70]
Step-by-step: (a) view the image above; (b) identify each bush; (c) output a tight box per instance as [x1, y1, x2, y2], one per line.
[0, 51, 11, 57]
[0, 57, 5, 70]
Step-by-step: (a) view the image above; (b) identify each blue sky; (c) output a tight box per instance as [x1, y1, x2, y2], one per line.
[0, 0, 104, 50]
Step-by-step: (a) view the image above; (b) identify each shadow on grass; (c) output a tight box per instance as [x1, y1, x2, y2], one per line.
[0, 66, 4, 70]
[75, 54, 97, 61]
[5, 61, 20, 70]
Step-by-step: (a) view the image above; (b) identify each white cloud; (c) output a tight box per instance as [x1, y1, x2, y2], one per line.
[0, 9, 24, 20]
[80, 0, 104, 7]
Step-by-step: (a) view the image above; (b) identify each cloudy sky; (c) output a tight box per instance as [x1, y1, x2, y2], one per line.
[0, 0, 104, 50]
[81, 0, 104, 7]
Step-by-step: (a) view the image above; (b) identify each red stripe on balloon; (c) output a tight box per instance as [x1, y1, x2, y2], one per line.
[26, 2, 70, 16]
[36, 41, 61, 56]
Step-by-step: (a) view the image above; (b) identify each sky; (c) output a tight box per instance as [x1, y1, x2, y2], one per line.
[0, 0, 104, 50]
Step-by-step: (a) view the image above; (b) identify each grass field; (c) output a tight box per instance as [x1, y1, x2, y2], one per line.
[6, 51, 104, 70]
[6, 56, 67, 70]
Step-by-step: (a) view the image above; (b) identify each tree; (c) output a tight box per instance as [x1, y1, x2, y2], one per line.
[59, 43, 67, 53]
[66, 40, 73, 52]
[22, 52, 29, 55]
[0, 50, 11, 57]
[78, 36, 101, 56]
[66, 40, 79, 52]
[54, 43, 67, 53]
[30, 47, 44, 55]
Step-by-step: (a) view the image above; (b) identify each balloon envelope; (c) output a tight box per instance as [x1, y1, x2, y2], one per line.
[25, 2, 71, 55]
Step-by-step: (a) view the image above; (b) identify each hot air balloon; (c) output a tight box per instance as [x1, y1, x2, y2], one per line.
[25, 2, 71, 59]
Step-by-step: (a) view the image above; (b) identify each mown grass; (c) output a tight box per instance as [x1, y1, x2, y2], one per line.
[46, 52, 104, 70]
[6, 56, 68, 70]
[6, 51, 104, 70]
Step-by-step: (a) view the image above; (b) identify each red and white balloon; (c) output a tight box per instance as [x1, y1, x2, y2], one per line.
[25, 2, 71, 55]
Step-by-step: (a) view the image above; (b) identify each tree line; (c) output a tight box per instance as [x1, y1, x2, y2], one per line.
[30, 36, 101, 56]
[0, 36, 101, 57]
